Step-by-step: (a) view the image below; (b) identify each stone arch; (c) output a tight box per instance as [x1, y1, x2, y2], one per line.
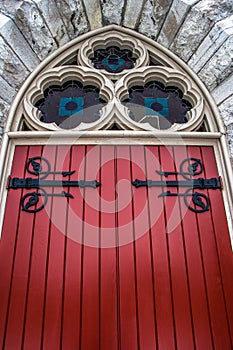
[0, 0, 232, 161]
[3, 24, 223, 133]
[0, 11, 232, 348]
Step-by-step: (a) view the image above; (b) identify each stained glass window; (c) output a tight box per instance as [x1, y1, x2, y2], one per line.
[35, 81, 106, 129]
[123, 81, 192, 129]
[92, 46, 136, 73]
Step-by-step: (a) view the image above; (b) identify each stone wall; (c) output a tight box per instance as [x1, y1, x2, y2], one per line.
[0, 0, 232, 157]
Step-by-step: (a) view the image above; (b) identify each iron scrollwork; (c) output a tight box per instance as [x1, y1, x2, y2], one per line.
[132, 158, 221, 213]
[8, 156, 101, 213]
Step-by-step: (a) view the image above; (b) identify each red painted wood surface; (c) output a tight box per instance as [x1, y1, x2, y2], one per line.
[0, 145, 232, 349]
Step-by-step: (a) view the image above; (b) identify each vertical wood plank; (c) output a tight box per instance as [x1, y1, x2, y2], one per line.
[23, 146, 57, 350]
[3, 146, 43, 349]
[0, 146, 29, 347]
[173, 145, 213, 349]
[200, 146, 232, 348]
[145, 145, 176, 349]
[159, 146, 195, 350]
[42, 146, 70, 349]
[80, 145, 100, 349]
[61, 145, 85, 349]
[99, 145, 118, 350]
[116, 145, 139, 350]
[187, 146, 231, 349]
[131, 145, 157, 350]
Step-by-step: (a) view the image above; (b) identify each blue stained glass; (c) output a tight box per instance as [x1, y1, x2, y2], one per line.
[123, 81, 192, 129]
[144, 97, 169, 117]
[59, 97, 84, 117]
[102, 56, 125, 72]
[92, 47, 135, 73]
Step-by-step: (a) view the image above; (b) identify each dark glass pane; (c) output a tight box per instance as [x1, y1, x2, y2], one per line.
[35, 81, 106, 129]
[92, 46, 136, 73]
[123, 81, 192, 129]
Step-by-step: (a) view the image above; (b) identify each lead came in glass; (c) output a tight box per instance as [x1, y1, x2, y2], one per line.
[35, 81, 106, 129]
[123, 81, 192, 129]
[92, 46, 136, 73]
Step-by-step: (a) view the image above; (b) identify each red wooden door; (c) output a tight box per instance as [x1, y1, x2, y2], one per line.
[0, 145, 232, 349]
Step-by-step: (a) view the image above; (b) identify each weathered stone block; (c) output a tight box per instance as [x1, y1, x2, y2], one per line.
[170, 0, 233, 62]
[123, 0, 146, 29]
[139, 0, 172, 38]
[217, 91, 233, 161]
[158, 0, 199, 48]
[83, 0, 102, 29]
[0, 37, 29, 89]
[189, 16, 233, 73]
[0, 13, 40, 71]
[212, 73, 233, 105]
[226, 124, 233, 161]
[198, 35, 233, 91]
[218, 95, 233, 127]
[0, 76, 16, 104]
[33, 0, 70, 45]
[101, 0, 124, 25]
[0, 97, 9, 129]
[0, 0, 57, 61]
[54, 0, 89, 38]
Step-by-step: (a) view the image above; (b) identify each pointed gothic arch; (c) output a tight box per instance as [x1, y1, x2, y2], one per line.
[1, 25, 226, 133]
[0, 25, 232, 350]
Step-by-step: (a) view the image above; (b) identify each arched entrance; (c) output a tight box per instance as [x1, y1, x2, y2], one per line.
[0, 26, 232, 349]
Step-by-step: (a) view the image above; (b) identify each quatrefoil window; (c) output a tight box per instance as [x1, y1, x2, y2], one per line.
[92, 46, 136, 73]
[35, 81, 106, 129]
[123, 82, 192, 130]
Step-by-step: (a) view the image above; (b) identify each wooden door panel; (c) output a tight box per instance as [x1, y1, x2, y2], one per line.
[0, 145, 232, 349]
[160, 146, 195, 349]
[131, 146, 157, 349]
[146, 145, 176, 349]
[61, 145, 85, 349]
[116, 146, 138, 349]
[174, 146, 213, 349]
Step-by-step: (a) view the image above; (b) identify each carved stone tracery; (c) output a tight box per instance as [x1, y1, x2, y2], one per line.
[21, 28, 211, 133]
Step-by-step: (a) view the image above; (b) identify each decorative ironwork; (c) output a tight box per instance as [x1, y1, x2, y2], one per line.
[92, 46, 136, 73]
[123, 81, 192, 129]
[8, 157, 101, 213]
[9, 156, 221, 214]
[35, 81, 106, 129]
[132, 158, 221, 213]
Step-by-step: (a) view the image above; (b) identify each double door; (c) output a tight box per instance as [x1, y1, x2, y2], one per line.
[0, 145, 232, 349]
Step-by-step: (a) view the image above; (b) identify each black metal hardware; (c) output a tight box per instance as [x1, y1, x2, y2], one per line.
[156, 158, 203, 179]
[8, 156, 101, 213]
[132, 158, 221, 213]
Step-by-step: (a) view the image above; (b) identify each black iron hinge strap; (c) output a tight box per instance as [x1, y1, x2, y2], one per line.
[8, 178, 101, 189]
[132, 178, 221, 189]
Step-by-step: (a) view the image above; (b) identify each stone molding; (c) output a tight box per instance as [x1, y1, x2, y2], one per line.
[0, 1, 232, 158]
[115, 66, 204, 132]
[23, 66, 114, 131]
[78, 31, 149, 80]
[9, 27, 215, 135]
